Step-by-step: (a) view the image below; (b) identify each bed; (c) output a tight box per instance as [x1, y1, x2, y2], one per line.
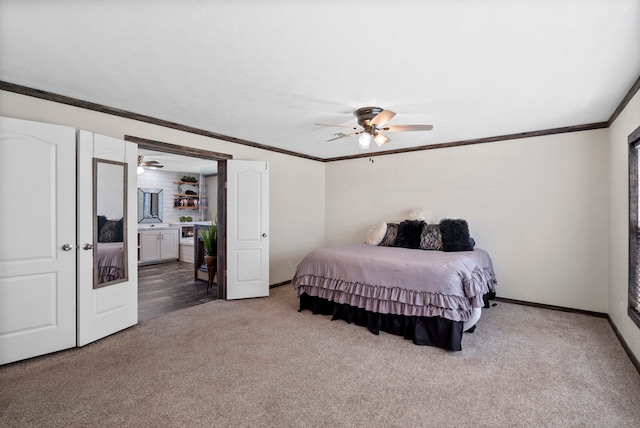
[96, 242, 126, 284]
[96, 216, 126, 284]
[292, 219, 497, 351]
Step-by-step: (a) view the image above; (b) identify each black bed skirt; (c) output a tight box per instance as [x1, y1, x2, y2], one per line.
[298, 293, 467, 351]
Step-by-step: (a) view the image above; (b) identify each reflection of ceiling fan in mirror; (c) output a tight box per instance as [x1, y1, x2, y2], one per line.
[316, 107, 433, 149]
[137, 155, 164, 174]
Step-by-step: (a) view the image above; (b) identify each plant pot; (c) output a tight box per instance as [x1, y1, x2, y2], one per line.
[204, 255, 217, 287]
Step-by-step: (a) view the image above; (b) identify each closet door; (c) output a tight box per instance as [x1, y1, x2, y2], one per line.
[0, 116, 77, 365]
[226, 160, 269, 300]
[77, 131, 138, 346]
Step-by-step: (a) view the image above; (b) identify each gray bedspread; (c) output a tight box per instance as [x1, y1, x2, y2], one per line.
[292, 244, 496, 322]
[97, 242, 125, 283]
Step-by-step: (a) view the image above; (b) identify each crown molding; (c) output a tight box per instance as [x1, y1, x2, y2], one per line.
[1, 76, 638, 163]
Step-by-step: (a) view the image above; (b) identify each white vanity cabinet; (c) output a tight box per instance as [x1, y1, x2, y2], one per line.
[138, 228, 179, 264]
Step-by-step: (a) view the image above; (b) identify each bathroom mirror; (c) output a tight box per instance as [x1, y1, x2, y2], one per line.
[94, 159, 128, 288]
[138, 188, 163, 223]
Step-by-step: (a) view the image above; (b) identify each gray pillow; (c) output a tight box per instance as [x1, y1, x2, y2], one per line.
[420, 224, 442, 250]
[379, 223, 399, 247]
[98, 219, 123, 243]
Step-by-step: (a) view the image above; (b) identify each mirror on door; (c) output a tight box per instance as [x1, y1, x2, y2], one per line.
[93, 158, 128, 288]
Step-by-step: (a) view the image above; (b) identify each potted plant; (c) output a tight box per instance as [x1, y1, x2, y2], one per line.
[202, 218, 217, 255]
[201, 217, 218, 285]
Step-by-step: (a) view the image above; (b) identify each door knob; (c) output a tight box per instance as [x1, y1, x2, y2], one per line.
[62, 243, 74, 251]
[82, 243, 93, 250]
[262, 233, 268, 238]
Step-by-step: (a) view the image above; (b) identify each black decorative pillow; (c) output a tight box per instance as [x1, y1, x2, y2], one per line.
[379, 223, 399, 247]
[440, 219, 474, 252]
[98, 218, 124, 243]
[420, 224, 442, 250]
[97, 215, 107, 236]
[394, 220, 425, 249]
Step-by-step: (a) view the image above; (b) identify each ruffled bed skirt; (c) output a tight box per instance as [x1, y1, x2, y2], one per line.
[97, 265, 125, 284]
[299, 292, 470, 351]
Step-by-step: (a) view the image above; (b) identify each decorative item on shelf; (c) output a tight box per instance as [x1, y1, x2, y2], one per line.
[181, 175, 198, 183]
[176, 183, 183, 193]
[174, 195, 198, 209]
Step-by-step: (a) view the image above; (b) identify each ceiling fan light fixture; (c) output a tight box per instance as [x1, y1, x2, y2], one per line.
[358, 133, 371, 149]
[374, 133, 386, 147]
[137, 165, 144, 174]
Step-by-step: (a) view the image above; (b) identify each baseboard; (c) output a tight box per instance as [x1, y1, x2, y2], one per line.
[493, 297, 608, 318]
[607, 316, 640, 375]
[269, 280, 291, 289]
[494, 296, 639, 375]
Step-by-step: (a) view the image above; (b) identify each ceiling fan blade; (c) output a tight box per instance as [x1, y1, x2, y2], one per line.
[381, 124, 433, 132]
[374, 132, 390, 147]
[370, 109, 396, 127]
[315, 123, 358, 129]
[327, 131, 357, 142]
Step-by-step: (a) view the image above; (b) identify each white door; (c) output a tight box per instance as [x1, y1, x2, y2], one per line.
[77, 131, 138, 346]
[226, 160, 269, 300]
[0, 116, 77, 365]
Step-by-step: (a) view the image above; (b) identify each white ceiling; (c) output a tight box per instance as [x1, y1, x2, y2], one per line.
[1, 0, 639, 160]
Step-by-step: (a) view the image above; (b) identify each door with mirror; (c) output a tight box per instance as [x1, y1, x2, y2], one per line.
[77, 131, 138, 346]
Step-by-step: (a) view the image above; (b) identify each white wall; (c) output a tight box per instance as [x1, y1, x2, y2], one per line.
[325, 129, 610, 313]
[0, 90, 325, 285]
[608, 89, 640, 361]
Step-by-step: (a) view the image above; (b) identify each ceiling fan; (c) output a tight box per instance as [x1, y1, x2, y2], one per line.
[137, 155, 163, 173]
[316, 107, 433, 149]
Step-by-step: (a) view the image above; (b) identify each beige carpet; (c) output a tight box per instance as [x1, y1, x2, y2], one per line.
[2, 285, 640, 427]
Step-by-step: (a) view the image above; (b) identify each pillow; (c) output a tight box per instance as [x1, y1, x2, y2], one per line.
[394, 220, 425, 249]
[379, 223, 399, 247]
[420, 223, 443, 250]
[97, 215, 108, 236]
[98, 218, 124, 243]
[439, 219, 474, 252]
[365, 222, 388, 245]
[407, 209, 425, 221]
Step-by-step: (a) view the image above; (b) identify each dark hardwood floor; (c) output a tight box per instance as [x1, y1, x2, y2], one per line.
[138, 261, 217, 322]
